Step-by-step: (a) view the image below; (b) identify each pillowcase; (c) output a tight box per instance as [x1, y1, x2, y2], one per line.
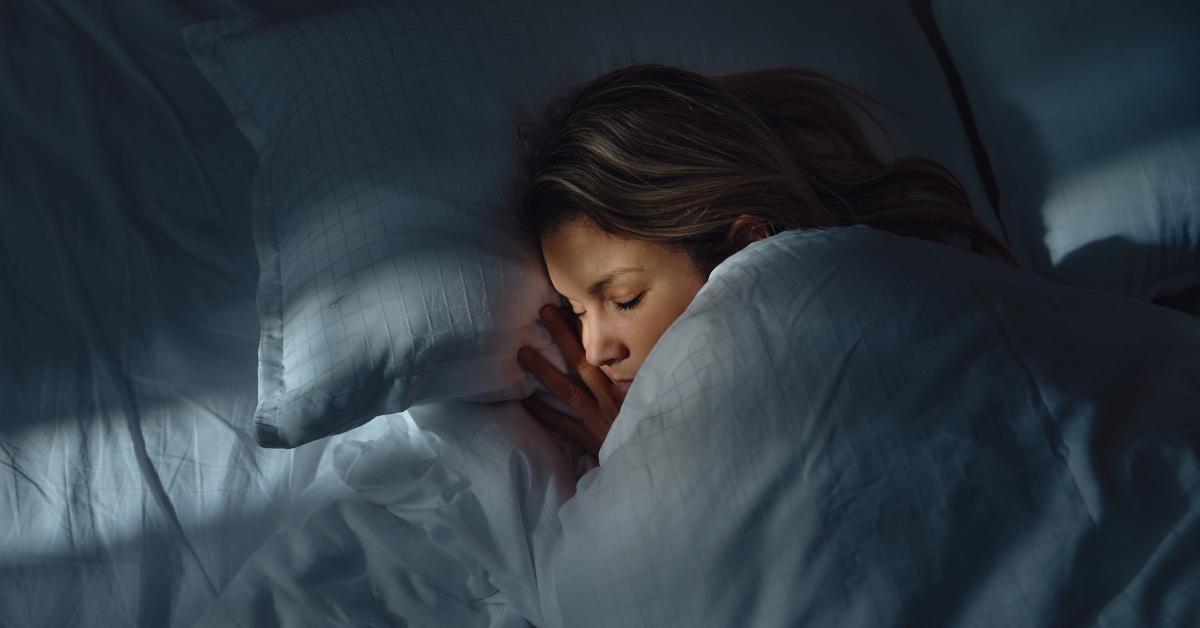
[933, 0, 1200, 300]
[183, 0, 1004, 448]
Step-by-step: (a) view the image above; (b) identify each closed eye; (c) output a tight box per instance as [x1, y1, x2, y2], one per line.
[615, 293, 645, 311]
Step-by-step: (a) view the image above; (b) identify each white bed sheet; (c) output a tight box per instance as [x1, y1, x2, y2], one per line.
[0, 1, 419, 626]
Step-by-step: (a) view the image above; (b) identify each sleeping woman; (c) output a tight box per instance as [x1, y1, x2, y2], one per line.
[508, 63, 1016, 462]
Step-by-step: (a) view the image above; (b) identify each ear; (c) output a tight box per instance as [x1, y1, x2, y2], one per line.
[724, 214, 773, 251]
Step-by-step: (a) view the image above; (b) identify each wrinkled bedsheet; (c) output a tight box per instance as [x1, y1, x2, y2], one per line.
[0, 1, 408, 626]
[195, 402, 577, 628]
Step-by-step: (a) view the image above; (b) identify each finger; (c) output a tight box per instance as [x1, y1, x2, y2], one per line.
[521, 395, 595, 450]
[539, 304, 583, 362]
[538, 305, 621, 414]
[521, 383, 607, 458]
[518, 345, 595, 414]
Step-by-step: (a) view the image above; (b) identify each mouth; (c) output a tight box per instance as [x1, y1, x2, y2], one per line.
[615, 379, 633, 393]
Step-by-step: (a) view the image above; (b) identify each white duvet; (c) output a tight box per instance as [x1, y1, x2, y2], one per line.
[200, 226, 1200, 627]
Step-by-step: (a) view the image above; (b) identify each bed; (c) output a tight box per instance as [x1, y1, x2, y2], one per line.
[3, 1, 1198, 627]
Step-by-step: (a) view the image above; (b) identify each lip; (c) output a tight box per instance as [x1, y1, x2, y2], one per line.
[615, 379, 633, 393]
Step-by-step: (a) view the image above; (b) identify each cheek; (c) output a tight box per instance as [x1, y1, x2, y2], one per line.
[649, 281, 702, 344]
[665, 280, 703, 322]
[640, 291, 692, 349]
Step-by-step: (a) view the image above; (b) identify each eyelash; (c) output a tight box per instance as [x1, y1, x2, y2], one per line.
[615, 293, 646, 311]
[570, 293, 646, 316]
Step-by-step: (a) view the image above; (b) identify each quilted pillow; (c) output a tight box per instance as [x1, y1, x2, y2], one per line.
[183, 0, 1002, 448]
[933, 0, 1200, 300]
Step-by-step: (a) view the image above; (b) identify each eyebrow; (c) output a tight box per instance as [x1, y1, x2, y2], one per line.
[587, 266, 644, 297]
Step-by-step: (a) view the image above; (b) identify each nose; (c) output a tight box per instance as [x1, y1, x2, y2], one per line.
[581, 317, 626, 368]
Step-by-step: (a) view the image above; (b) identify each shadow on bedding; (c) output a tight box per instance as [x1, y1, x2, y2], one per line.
[0, 501, 287, 627]
[984, 94, 1199, 304]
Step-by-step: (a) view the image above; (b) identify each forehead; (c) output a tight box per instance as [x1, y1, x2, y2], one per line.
[540, 218, 656, 294]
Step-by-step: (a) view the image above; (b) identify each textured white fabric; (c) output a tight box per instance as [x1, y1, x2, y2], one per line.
[333, 402, 578, 628]
[552, 226, 1200, 627]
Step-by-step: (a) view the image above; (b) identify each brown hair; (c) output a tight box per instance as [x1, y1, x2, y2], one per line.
[510, 63, 1017, 276]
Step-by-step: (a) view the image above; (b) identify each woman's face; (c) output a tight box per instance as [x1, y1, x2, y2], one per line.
[540, 217, 707, 394]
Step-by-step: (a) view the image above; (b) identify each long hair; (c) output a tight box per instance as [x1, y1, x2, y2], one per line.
[510, 63, 1017, 276]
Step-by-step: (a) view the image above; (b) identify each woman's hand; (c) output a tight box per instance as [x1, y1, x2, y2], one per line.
[517, 304, 624, 460]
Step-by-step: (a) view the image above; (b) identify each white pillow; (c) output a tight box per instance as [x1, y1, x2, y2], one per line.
[933, 0, 1200, 300]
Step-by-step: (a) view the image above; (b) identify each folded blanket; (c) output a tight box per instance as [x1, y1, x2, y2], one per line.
[220, 225, 1200, 627]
